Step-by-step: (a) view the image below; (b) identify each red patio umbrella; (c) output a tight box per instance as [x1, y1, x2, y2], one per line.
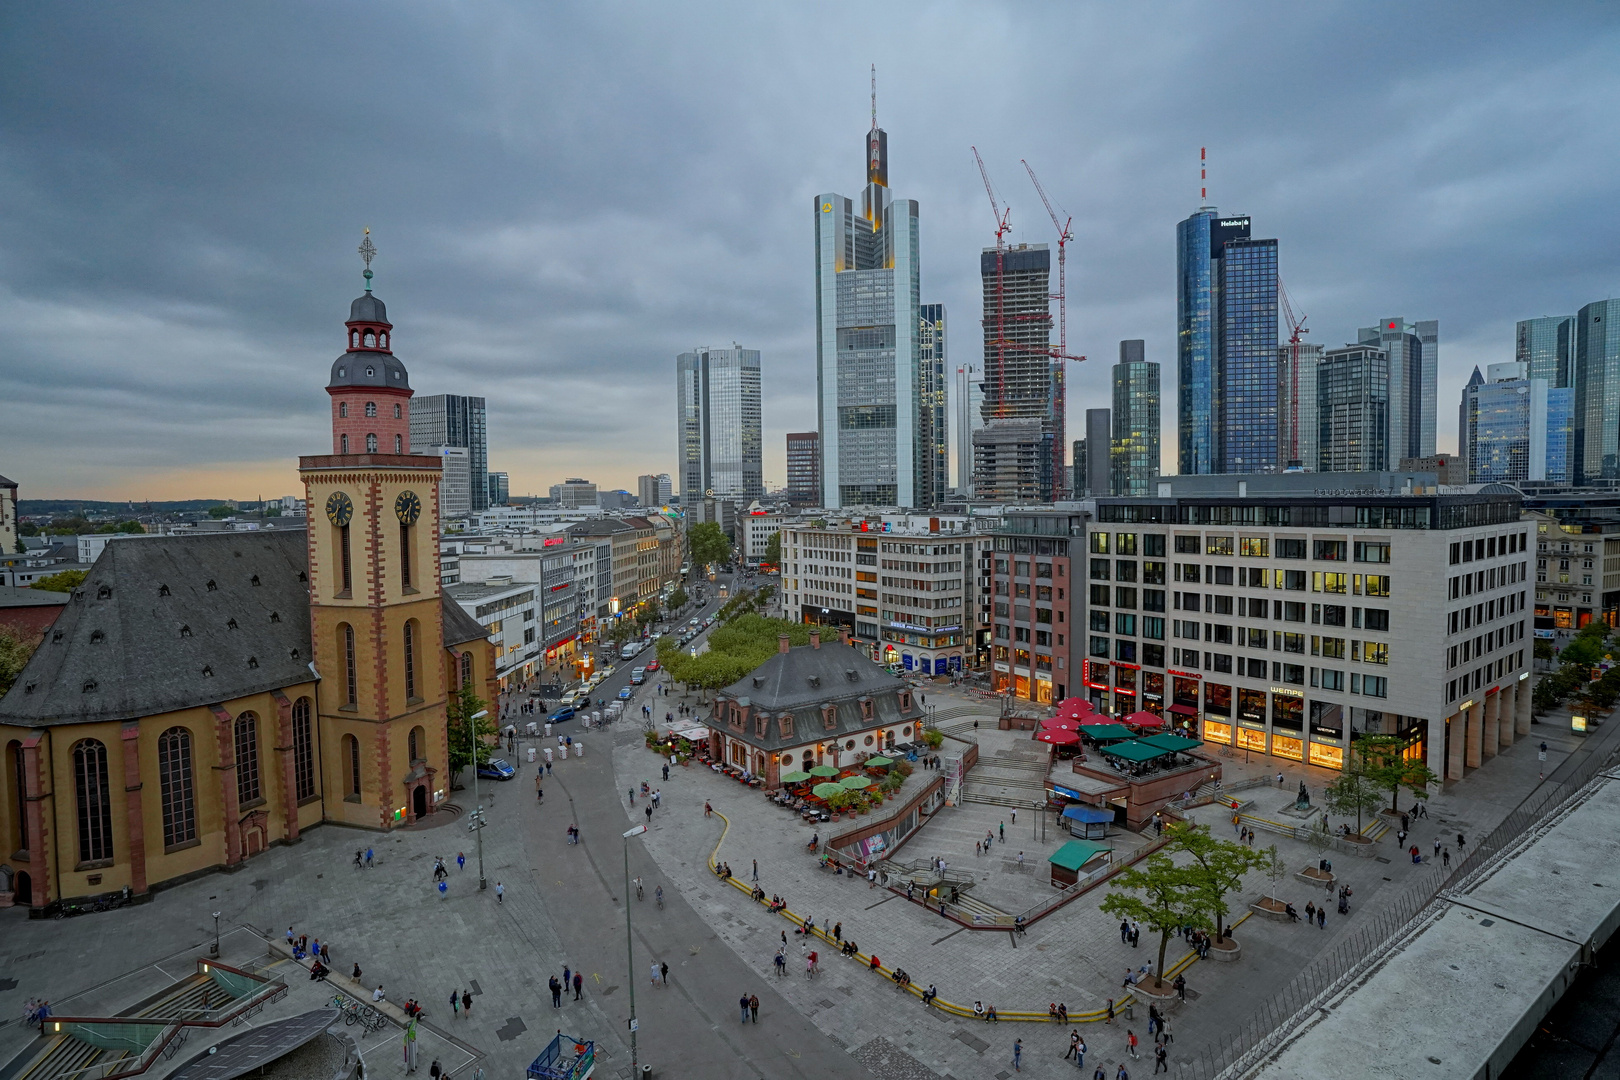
[1077, 715, 1117, 727]
[1034, 728, 1080, 745]
[1055, 697, 1094, 716]
[1123, 710, 1165, 728]
[1040, 715, 1081, 730]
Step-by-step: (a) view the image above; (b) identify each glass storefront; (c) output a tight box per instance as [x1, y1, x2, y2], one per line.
[1307, 743, 1344, 769]
[1203, 720, 1233, 745]
[1237, 688, 1267, 725]
[1236, 727, 1267, 753]
[1206, 683, 1232, 717]
[1272, 734, 1304, 761]
[1173, 676, 1200, 711]
[1271, 692, 1304, 733]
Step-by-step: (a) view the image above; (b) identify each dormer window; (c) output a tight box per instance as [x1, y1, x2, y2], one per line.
[250, 574, 261, 586]
[247, 656, 259, 669]
[365, 366, 375, 377]
[860, 697, 873, 720]
[365, 401, 377, 417]
[779, 714, 794, 739]
[822, 704, 837, 730]
[755, 715, 766, 737]
[158, 584, 170, 597]
[270, 611, 281, 623]
[206, 580, 217, 592]
[226, 618, 238, 630]
[89, 630, 104, 644]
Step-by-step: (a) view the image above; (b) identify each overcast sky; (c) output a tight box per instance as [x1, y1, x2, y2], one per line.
[3, 3, 1618, 502]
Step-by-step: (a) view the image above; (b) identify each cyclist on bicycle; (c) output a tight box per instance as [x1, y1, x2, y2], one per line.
[634, 876, 644, 899]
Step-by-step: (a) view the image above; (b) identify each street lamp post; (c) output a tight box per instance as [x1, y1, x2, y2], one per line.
[622, 825, 647, 1076]
[211, 911, 220, 957]
[470, 709, 489, 891]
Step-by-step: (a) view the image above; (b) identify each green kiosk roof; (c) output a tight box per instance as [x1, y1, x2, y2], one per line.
[1048, 839, 1111, 872]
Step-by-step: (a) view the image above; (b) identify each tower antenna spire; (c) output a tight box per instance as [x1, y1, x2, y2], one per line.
[871, 64, 877, 129]
[1200, 146, 1207, 205]
[358, 227, 377, 291]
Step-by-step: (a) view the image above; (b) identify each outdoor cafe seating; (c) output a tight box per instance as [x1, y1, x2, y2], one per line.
[1098, 732, 1205, 778]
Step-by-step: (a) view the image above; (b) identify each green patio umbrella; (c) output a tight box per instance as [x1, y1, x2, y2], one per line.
[812, 783, 846, 799]
[809, 764, 840, 777]
[840, 774, 873, 789]
[780, 770, 813, 783]
[864, 755, 894, 768]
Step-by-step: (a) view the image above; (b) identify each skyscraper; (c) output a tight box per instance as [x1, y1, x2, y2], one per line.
[411, 394, 488, 512]
[1071, 439, 1086, 499]
[1461, 361, 1571, 483]
[675, 345, 763, 500]
[814, 93, 924, 507]
[1111, 340, 1161, 497]
[1517, 315, 1576, 388]
[1357, 318, 1438, 464]
[636, 474, 663, 508]
[785, 432, 821, 505]
[1176, 210, 1278, 474]
[1318, 343, 1389, 473]
[1574, 299, 1620, 484]
[975, 244, 1058, 500]
[1085, 408, 1111, 497]
[917, 304, 948, 507]
[486, 471, 509, 506]
[954, 364, 984, 495]
[1277, 342, 1323, 470]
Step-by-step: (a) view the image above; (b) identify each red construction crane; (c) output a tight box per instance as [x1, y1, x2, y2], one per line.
[973, 147, 1012, 420]
[1279, 276, 1309, 465]
[1023, 160, 1086, 498]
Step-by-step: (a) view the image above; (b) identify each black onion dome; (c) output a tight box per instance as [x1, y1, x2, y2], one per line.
[349, 292, 389, 324]
[328, 351, 410, 390]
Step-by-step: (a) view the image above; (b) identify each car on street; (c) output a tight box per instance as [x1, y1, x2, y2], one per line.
[645, 660, 660, 673]
[477, 757, 516, 781]
[559, 689, 589, 708]
[617, 686, 634, 701]
[548, 706, 576, 723]
[630, 667, 646, 684]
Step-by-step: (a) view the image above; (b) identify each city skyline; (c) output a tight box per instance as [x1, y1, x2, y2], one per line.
[3, 6, 1618, 500]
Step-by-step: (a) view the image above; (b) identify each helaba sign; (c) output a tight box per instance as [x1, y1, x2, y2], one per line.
[1219, 218, 1249, 227]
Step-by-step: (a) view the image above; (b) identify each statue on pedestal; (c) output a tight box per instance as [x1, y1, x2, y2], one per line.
[1294, 781, 1311, 810]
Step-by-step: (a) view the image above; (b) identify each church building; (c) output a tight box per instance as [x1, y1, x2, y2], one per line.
[0, 246, 496, 914]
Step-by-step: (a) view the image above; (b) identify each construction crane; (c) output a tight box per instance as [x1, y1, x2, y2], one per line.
[1279, 276, 1310, 467]
[1023, 160, 1086, 498]
[972, 147, 1012, 421]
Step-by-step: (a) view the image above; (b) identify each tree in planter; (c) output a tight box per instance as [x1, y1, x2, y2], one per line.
[1323, 749, 1384, 838]
[1170, 821, 1269, 943]
[445, 682, 496, 787]
[922, 729, 944, 750]
[1358, 734, 1441, 815]
[1261, 845, 1288, 905]
[1099, 850, 1211, 989]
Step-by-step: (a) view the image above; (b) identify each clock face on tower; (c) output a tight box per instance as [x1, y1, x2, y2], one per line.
[325, 491, 354, 527]
[394, 490, 421, 525]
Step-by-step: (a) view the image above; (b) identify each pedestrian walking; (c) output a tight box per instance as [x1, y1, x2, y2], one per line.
[1443, 847, 1451, 869]
[999, 821, 1005, 842]
[1012, 1038, 1022, 1071]
[740, 993, 751, 1022]
[1317, 906, 1326, 929]
[1173, 974, 1186, 1001]
[495, 881, 504, 904]
[1128, 1030, 1138, 1058]
[1067, 1031, 1081, 1060]
[457, 852, 466, 871]
[661, 962, 668, 984]
[749, 994, 759, 1022]
[450, 990, 460, 1017]
[438, 880, 447, 899]
[1458, 832, 1466, 853]
[462, 990, 472, 1016]
[1120, 918, 1130, 943]
[651, 962, 660, 987]
[1105, 998, 1115, 1024]
[365, 847, 374, 867]
[573, 973, 582, 1000]
[753, 859, 759, 881]
[1011, 808, 1017, 824]
[1155, 1045, 1169, 1074]
[549, 977, 562, 1008]
[1306, 901, 1316, 924]
[1434, 837, 1442, 858]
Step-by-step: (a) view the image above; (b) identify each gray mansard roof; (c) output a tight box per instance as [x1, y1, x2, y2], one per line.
[712, 639, 924, 752]
[0, 530, 316, 726]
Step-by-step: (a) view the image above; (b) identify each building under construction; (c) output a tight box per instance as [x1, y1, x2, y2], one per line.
[973, 243, 1057, 501]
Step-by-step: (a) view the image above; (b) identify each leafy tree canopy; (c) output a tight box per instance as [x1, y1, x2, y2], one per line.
[0, 625, 40, 698]
[446, 681, 496, 781]
[687, 521, 731, 569]
[31, 569, 88, 593]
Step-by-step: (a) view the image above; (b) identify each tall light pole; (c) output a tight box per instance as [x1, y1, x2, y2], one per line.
[211, 911, 220, 957]
[622, 824, 647, 1076]
[470, 709, 489, 891]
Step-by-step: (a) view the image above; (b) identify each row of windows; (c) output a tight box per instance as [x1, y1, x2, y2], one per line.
[1446, 652, 1524, 704]
[1446, 621, 1525, 670]
[1448, 563, 1526, 600]
[1090, 533, 1394, 563]
[1132, 649, 1391, 698]
[337, 433, 402, 454]
[1448, 532, 1527, 564]
[59, 700, 318, 867]
[1448, 591, 1525, 633]
[337, 400, 402, 419]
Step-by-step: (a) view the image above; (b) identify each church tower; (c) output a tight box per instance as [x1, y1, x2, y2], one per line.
[301, 232, 449, 829]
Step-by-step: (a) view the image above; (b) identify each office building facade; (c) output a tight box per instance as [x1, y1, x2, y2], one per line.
[954, 364, 984, 495]
[917, 303, 948, 507]
[422, 444, 473, 519]
[1082, 491, 1531, 784]
[411, 393, 488, 512]
[1357, 318, 1438, 465]
[814, 108, 925, 508]
[1176, 211, 1278, 474]
[785, 431, 821, 505]
[1462, 362, 1572, 484]
[1277, 342, 1323, 470]
[1575, 299, 1620, 484]
[1111, 340, 1161, 497]
[637, 473, 669, 509]
[676, 345, 763, 501]
[1084, 408, 1111, 497]
[976, 244, 1058, 501]
[486, 471, 509, 506]
[1072, 439, 1087, 499]
[1518, 315, 1575, 389]
[1318, 344, 1390, 473]
[550, 478, 597, 509]
[988, 510, 1085, 704]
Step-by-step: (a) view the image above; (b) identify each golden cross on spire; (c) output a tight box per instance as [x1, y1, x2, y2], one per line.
[358, 227, 376, 290]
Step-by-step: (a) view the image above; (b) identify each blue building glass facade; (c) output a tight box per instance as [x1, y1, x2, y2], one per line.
[1176, 210, 1276, 474]
[1547, 387, 1573, 482]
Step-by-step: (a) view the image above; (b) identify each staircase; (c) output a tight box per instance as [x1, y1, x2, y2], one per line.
[14, 1037, 136, 1080]
[960, 748, 1050, 808]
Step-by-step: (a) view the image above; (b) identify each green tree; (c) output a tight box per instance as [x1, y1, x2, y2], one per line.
[1323, 749, 1384, 837]
[607, 618, 637, 647]
[46, 516, 92, 534]
[207, 505, 235, 519]
[445, 682, 495, 785]
[1171, 821, 1269, 943]
[636, 599, 662, 628]
[1261, 845, 1288, 904]
[687, 521, 731, 569]
[30, 569, 87, 593]
[1534, 639, 1555, 662]
[1358, 734, 1441, 814]
[0, 624, 39, 698]
[1099, 850, 1211, 987]
[668, 586, 688, 612]
[763, 532, 782, 565]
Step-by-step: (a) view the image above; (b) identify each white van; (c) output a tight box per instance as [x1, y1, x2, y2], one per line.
[630, 667, 646, 685]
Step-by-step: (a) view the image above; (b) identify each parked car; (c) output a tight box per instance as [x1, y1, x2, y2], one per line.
[617, 686, 634, 701]
[548, 706, 576, 723]
[477, 757, 516, 781]
[645, 660, 660, 673]
[560, 689, 589, 707]
[630, 667, 646, 685]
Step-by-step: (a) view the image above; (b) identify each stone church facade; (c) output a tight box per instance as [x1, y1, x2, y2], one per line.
[0, 267, 496, 914]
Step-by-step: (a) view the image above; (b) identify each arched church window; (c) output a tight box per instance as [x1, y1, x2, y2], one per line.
[340, 434, 349, 454]
[394, 434, 402, 453]
[158, 727, 197, 848]
[365, 401, 377, 417]
[393, 404, 402, 419]
[234, 712, 260, 805]
[72, 739, 113, 864]
[339, 402, 348, 418]
[366, 433, 378, 453]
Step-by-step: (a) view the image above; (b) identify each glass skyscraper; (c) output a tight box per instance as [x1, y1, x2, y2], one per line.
[1176, 210, 1277, 474]
[814, 107, 929, 507]
[1110, 340, 1160, 497]
[1517, 315, 1575, 388]
[1462, 362, 1571, 483]
[1317, 344, 1389, 473]
[410, 394, 488, 513]
[1357, 318, 1438, 464]
[1575, 298, 1620, 483]
[675, 346, 763, 500]
[918, 304, 948, 507]
[1277, 342, 1323, 470]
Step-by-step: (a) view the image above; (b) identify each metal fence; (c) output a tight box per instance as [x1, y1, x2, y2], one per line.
[1175, 728, 1620, 1079]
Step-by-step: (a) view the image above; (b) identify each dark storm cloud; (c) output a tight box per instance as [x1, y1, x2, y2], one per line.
[1, 2, 1617, 497]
